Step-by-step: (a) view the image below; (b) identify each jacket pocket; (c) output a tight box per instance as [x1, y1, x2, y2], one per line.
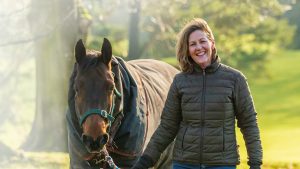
[181, 126, 188, 150]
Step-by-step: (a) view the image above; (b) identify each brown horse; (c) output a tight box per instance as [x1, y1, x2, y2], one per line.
[66, 38, 178, 169]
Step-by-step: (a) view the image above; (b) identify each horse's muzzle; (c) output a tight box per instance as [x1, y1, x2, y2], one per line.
[82, 134, 109, 153]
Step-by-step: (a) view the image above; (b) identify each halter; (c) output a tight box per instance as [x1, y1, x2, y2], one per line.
[79, 87, 122, 126]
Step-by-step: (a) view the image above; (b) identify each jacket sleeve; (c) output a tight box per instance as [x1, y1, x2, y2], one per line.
[136, 75, 182, 168]
[234, 73, 263, 167]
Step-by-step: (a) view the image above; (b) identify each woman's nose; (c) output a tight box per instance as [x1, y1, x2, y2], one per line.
[195, 43, 202, 50]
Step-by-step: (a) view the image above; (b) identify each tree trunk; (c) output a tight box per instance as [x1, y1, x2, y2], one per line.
[127, 0, 141, 60]
[21, 0, 79, 152]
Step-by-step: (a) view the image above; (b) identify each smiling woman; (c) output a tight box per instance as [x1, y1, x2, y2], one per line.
[132, 18, 263, 169]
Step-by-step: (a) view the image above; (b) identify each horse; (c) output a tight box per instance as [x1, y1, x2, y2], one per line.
[66, 38, 179, 169]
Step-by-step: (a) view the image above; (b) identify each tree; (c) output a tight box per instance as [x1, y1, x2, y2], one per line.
[128, 0, 141, 59]
[284, 0, 300, 49]
[21, 0, 79, 152]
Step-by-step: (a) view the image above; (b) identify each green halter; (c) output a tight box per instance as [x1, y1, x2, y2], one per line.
[79, 109, 114, 126]
[79, 87, 121, 126]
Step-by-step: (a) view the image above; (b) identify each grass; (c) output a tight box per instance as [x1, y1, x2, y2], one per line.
[1, 50, 300, 168]
[0, 152, 69, 169]
[236, 50, 300, 168]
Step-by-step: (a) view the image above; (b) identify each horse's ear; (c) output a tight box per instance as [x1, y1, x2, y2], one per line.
[100, 38, 112, 66]
[75, 39, 86, 64]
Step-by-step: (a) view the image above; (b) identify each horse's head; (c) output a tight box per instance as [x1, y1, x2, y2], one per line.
[74, 38, 116, 153]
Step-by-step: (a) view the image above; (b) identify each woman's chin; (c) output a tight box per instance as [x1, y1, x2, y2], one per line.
[197, 60, 211, 69]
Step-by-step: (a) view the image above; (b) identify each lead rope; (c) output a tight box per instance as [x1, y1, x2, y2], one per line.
[102, 147, 119, 169]
[91, 147, 119, 169]
[105, 155, 119, 169]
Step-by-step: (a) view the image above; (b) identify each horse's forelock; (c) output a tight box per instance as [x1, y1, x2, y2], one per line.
[76, 50, 100, 71]
[86, 49, 101, 57]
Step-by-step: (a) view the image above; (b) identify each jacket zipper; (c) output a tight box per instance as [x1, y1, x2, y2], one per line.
[222, 126, 225, 152]
[223, 105, 225, 152]
[200, 69, 206, 162]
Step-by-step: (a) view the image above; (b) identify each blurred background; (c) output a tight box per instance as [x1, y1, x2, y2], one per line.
[0, 0, 299, 168]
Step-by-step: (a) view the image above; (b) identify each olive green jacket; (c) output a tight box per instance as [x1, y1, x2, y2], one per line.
[143, 56, 262, 167]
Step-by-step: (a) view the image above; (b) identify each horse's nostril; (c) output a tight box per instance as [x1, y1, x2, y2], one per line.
[82, 134, 92, 147]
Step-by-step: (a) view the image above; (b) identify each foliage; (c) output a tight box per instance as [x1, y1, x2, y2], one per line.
[140, 0, 295, 72]
[88, 22, 128, 57]
[84, 0, 296, 72]
[82, 0, 129, 57]
[219, 18, 295, 73]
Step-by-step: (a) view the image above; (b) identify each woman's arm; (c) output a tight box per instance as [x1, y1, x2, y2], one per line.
[234, 73, 263, 168]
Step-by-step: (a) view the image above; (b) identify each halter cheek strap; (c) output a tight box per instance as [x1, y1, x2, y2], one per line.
[80, 109, 115, 126]
[114, 87, 122, 98]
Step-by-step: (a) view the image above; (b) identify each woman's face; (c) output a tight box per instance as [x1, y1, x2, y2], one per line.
[188, 30, 215, 69]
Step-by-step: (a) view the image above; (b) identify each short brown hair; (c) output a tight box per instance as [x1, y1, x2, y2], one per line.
[176, 18, 216, 73]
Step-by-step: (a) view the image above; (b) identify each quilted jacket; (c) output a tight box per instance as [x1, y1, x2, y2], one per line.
[141, 56, 262, 168]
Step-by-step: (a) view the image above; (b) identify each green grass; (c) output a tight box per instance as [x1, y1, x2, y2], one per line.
[237, 50, 300, 168]
[0, 152, 69, 169]
[251, 50, 300, 129]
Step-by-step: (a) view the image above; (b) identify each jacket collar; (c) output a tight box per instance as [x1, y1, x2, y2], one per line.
[193, 55, 221, 73]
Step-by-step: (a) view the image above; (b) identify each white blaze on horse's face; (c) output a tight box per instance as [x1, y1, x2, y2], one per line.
[74, 38, 114, 152]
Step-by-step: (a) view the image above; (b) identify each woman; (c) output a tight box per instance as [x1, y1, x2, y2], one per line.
[132, 18, 262, 169]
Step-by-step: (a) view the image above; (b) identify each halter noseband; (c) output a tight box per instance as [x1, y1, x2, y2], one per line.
[79, 87, 121, 126]
[79, 109, 115, 126]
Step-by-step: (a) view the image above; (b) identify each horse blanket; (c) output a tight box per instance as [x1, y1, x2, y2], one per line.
[67, 56, 177, 168]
